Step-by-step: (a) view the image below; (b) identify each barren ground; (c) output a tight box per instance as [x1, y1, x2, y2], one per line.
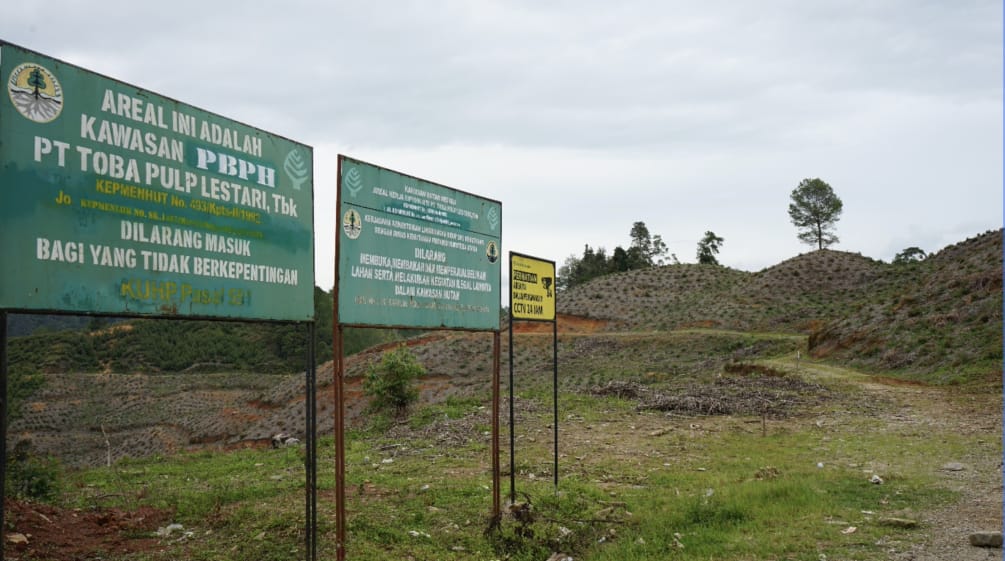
[5, 323, 1002, 560]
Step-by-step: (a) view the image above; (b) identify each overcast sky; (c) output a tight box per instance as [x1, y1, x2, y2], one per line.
[3, 1, 1001, 290]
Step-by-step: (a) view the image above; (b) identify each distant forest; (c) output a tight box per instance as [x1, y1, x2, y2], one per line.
[558, 221, 674, 290]
[6, 286, 410, 375]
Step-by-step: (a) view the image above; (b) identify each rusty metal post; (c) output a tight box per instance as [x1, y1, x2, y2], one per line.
[508, 311, 516, 504]
[552, 317, 559, 491]
[333, 322, 346, 560]
[492, 330, 501, 519]
[305, 321, 317, 561]
[333, 155, 347, 560]
[1, 310, 7, 561]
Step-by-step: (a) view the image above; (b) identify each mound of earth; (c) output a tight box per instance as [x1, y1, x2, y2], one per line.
[5, 498, 173, 561]
[557, 249, 892, 333]
[808, 230, 1003, 383]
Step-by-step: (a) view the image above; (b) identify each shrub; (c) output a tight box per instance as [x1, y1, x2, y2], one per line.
[362, 345, 425, 417]
[6, 440, 61, 501]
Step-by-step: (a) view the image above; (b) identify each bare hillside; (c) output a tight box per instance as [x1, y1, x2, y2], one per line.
[809, 229, 1003, 384]
[558, 230, 1002, 382]
[558, 248, 891, 332]
[9, 230, 1001, 468]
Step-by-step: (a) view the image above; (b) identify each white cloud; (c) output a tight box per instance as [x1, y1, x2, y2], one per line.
[1, 0, 1000, 293]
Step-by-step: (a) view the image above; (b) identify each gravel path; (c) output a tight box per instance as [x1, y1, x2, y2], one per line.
[799, 362, 1002, 561]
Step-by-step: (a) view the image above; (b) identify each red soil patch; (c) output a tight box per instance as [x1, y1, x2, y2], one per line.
[221, 406, 263, 423]
[5, 498, 173, 561]
[358, 333, 451, 357]
[511, 314, 607, 334]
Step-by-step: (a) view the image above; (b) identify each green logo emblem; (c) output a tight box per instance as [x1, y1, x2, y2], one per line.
[486, 207, 500, 232]
[283, 148, 309, 191]
[7, 62, 63, 123]
[344, 166, 363, 198]
[342, 209, 362, 240]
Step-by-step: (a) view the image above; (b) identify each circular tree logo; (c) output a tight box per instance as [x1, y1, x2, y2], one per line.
[342, 209, 362, 239]
[486, 241, 499, 263]
[7, 62, 63, 123]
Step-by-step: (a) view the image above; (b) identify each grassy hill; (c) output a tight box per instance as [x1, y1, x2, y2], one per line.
[6, 229, 1001, 470]
[559, 229, 1003, 383]
[4, 230, 1002, 561]
[808, 230, 1003, 384]
[557, 249, 893, 332]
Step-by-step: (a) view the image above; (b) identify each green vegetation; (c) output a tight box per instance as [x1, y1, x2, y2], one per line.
[788, 177, 844, 250]
[6, 440, 62, 501]
[558, 221, 669, 290]
[29, 360, 983, 561]
[893, 246, 927, 265]
[805, 231, 1003, 385]
[7, 287, 403, 376]
[559, 230, 1002, 385]
[363, 345, 425, 416]
[5, 286, 412, 423]
[408, 395, 485, 430]
[696, 230, 725, 265]
[5, 230, 1001, 559]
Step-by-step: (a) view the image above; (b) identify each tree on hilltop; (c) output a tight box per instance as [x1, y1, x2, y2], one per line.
[557, 221, 669, 290]
[628, 221, 669, 267]
[696, 231, 725, 265]
[557, 245, 610, 291]
[788, 178, 843, 250]
[893, 246, 927, 264]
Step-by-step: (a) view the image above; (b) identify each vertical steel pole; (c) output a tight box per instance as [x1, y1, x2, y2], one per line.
[304, 322, 310, 561]
[552, 318, 559, 491]
[508, 311, 516, 503]
[491, 331, 501, 519]
[333, 323, 346, 561]
[1, 310, 7, 561]
[305, 321, 317, 561]
[333, 156, 347, 560]
[312, 325, 318, 561]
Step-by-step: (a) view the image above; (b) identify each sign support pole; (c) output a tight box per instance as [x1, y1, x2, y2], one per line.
[305, 321, 317, 561]
[1, 310, 7, 561]
[508, 252, 558, 498]
[552, 317, 559, 491]
[333, 322, 346, 561]
[492, 331, 501, 519]
[507, 307, 516, 504]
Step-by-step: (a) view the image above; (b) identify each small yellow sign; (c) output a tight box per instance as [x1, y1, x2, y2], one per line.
[510, 253, 556, 321]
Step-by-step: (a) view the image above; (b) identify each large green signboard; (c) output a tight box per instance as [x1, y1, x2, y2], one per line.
[0, 43, 314, 321]
[337, 155, 501, 330]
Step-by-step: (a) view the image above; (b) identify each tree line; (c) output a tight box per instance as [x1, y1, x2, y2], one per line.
[558, 222, 727, 291]
[558, 177, 928, 291]
[7, 287, 411, 376]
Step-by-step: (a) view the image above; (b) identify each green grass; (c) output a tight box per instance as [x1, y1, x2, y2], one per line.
[28, 352, 994, 560]
[583, 429, 957, 561]
[409, 395, 486, 429]
[67, 446, 308, 524]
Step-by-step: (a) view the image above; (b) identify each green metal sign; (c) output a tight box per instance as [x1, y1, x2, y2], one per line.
[0, 42, 314, 320]
[337, 155, 501, 330]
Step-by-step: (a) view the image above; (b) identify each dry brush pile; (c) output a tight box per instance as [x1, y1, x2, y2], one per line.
[590, 363, 832, 419]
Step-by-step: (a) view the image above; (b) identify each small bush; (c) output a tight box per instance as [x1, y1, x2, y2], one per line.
[6, 440, 62, 501]
[362, 345, 425, 417]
